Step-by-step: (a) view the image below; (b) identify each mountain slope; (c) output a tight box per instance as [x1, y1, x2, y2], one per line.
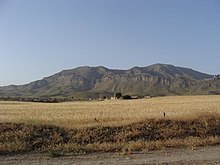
[0, 64, 218, 98]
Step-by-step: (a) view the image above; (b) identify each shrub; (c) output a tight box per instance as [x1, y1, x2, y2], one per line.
[122, 95, 132, 100]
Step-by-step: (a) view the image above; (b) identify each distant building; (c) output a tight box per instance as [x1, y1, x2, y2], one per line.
[131, 96, 138, 99]
[111, 97, 117, 100]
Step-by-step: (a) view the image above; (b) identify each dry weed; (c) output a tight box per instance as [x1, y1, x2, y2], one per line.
[0, 115, 220, 154]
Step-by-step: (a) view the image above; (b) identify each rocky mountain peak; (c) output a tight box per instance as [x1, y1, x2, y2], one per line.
[0, 64, 218, 98]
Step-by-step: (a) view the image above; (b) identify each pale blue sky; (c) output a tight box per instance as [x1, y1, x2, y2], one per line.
[0, 0, 220, 86]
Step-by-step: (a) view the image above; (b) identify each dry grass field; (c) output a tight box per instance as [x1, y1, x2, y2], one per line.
[0, 95, 220, 128]
[1, 95, 220, 154]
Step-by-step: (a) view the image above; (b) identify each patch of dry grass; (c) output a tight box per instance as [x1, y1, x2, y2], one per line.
[1, 95, 220, 154]
[0, 116, 220, 154]
[0, 95, 220, 128]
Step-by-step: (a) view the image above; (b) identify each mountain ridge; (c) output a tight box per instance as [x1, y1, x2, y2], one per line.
[0, 63, 219, 98]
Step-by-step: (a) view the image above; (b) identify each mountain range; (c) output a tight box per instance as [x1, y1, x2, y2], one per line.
[1, 64, 220, 99]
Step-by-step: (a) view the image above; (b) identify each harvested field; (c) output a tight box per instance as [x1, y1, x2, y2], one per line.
[0, 95, 220, 128]
[0, 95, 220, 154]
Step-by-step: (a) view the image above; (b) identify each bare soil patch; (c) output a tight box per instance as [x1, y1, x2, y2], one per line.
[1, 145, 220, 165]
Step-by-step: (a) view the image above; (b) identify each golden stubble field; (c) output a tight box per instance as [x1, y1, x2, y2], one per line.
[0, 95, 220, 128]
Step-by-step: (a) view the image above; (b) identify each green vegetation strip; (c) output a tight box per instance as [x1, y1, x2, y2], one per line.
[1, 116, 220, 155]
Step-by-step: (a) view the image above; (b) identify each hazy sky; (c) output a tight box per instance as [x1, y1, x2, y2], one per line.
[0, 0, 220, 86]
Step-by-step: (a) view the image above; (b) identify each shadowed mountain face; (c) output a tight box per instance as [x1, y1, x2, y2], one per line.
[0, 64, 219, 98]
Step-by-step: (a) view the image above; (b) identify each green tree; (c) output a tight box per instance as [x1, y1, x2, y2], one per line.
[115, 93, 122, 99]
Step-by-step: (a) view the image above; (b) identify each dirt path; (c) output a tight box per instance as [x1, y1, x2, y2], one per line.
[1, 145, 220, 165]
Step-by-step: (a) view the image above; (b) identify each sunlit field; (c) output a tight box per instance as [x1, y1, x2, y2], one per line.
[1, 95, 220, 128]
